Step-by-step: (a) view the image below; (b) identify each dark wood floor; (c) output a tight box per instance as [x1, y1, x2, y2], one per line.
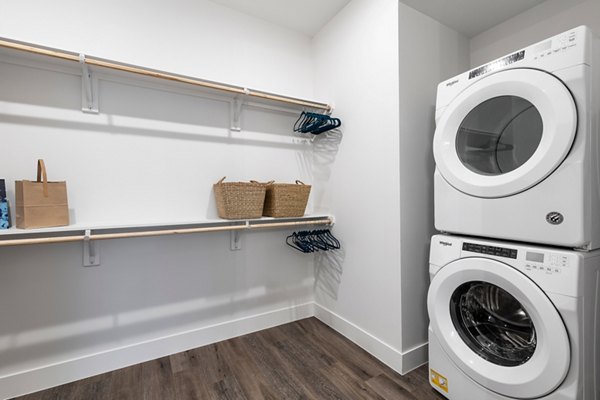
[14, 317, 444, 400]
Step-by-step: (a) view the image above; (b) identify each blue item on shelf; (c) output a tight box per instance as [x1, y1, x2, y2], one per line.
[0, 179, 9, 229]
[0, 199, 8, 229]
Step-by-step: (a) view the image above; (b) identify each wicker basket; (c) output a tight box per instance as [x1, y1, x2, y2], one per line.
[213, 177, 267, 219]
[262, 180, 311, 218]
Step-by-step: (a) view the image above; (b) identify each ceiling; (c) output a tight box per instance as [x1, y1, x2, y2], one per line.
[208, 0, 351, 37]
[399, 0, 549, 37]
[208, 0, 552, 39]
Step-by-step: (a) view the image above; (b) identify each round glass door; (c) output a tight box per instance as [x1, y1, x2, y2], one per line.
[456, 96, 543, 176]
[450, 281, 536, 367]
[433, 69, 577, 198]
[427, 257, 570, 398]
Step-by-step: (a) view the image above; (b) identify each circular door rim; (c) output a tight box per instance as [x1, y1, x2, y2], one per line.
[427, 257, 570, 399]
[433, 68, 577, 198]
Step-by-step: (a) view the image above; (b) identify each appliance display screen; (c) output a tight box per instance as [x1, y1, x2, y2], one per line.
[526, 252, 544, 263]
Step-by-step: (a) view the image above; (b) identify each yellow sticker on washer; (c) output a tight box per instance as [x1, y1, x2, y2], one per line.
[430, 368, 449, 393]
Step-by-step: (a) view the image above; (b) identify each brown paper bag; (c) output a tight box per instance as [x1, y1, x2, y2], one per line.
[15, 160, 69, 229]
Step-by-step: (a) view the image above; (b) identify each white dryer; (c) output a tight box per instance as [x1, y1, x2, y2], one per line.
[427, 234, 600, 400]
[433, 26, 600, 249]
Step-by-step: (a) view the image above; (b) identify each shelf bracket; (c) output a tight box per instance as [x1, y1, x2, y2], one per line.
[79, 54, 99, 114]
[230, 230, 242, 250]
[230, 89, 249, 132]
[230, 221, 250, 251]
[83, 229, 100, 267]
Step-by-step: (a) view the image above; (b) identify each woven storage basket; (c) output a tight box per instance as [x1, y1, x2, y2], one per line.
[213, 177, 267, 219]
[262, 180, 311, 218]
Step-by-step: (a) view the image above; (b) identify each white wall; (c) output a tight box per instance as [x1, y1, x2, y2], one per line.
[470, 0, 600, 67]
[0, 0, 470, 395]
[311, 0, 468, 374]
[398, 2, 470, 361]
[312, 0, 404, 371]
[0, 1, 329, 398]
[0, 0, 314, 99]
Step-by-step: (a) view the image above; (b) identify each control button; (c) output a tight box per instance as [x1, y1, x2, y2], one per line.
[554, 268, 561, 273]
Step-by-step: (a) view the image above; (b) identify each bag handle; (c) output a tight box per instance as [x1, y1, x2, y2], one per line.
[295, 180, 306, 185]
[36, 159, 49, 197]
[216, 176, 226, 184]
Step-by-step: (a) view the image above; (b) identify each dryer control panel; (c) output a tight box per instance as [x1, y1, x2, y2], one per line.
[435, 26, 590, 112]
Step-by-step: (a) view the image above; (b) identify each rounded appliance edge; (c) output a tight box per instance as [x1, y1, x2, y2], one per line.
[427, 256, 571, 399]
[433, 67, 578, 198]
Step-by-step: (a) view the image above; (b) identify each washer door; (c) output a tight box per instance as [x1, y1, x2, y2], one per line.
[433, 68, 577, 198]
[428, 258, 570, 399]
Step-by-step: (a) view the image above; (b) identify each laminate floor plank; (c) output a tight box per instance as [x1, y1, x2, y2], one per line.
[217, 337, 280, 400]
[169, 350, 193, 375]
[256, 328, 348, 400]
[263, 323, 385, 400]
[239, 333, 311, 399]
[108, 362, 144, 400]
[140, 357, 176, 400]
[296, 318, 387, 381]
[319, 362, 388, 400]
[366, 374, 418, 400]
[13, 318, 440, 400]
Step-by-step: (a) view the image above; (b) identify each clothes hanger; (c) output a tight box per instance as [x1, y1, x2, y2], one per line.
[286, 229, 341, 253]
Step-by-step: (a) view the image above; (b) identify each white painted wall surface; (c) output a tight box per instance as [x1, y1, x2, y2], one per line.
[0, 0, 315, 99]
[312, 0, 404, 371]
[0, 1, 328, 397]
[398, 3, 470, 362]
[470, 0, 600, 67]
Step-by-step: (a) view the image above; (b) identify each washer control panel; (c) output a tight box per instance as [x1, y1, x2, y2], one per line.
[524, 251, 569, 275]
[461, 242, 570, 275]
[462, 242, 517, 259]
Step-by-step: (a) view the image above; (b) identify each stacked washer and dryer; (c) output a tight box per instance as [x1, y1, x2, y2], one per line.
[428, 26, 600, 399]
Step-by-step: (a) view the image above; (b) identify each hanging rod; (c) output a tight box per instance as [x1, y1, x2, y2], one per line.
[0, 38, 331, 112]
[0, 216, 334, 247]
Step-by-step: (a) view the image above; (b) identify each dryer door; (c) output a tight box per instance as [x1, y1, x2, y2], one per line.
[428, 257, 570, 399]
[433, 68, 577, 198]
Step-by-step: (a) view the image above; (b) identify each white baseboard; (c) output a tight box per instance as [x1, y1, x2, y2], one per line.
[0, 302, 315, 400]
[314, 303, 428, 374]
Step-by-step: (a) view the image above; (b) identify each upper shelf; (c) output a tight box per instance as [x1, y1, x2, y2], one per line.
[0, 37, 331, 113]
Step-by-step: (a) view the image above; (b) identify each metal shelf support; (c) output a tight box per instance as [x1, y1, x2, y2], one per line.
[79, 54, 99, 114]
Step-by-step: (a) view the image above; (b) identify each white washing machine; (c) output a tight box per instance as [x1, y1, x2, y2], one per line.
[427, 234, 600, 399]
[433, 26, 600, 249]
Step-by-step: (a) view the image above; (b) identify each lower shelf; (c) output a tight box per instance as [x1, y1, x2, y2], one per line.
[0, 215, 334, 247]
